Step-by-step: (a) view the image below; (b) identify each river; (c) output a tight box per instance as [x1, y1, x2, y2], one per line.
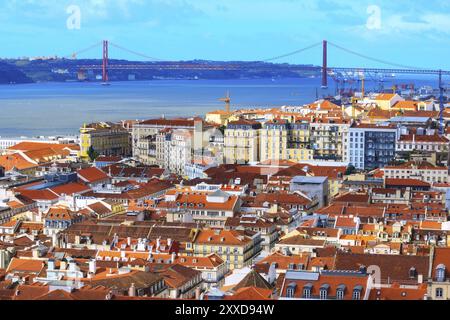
[0, 76, 441, 137]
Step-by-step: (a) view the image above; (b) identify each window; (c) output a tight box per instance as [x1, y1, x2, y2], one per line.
[286, 283, 297, 298]
[436, 288, 444, 298]
[352, 288, 362, 300]
[409, 267, 416, 279]
[303, 284, 312, 299]
[436, 264, 446, 282]
[336, 289, 344, 300]
[320, 289, 327, 300]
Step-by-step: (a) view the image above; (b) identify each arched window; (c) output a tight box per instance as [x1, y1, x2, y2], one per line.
[436, 264, 446, 282]
[286, 282, 297, 298]
[319, 284, 329, 300]
[336, 284, 346, 300]
[353, 286, 363, 300]
[409, 267, 416, 279]
[303, 284, 312, 299]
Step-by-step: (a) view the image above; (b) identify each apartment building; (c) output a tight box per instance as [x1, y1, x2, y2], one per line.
[345, 123, 398, 170]
[193, 229, 262, 270]
[161, 189, 241, 227]
[156, 129, 193, 176]
[224, 119, 261, 164]
[383, 161, 448, 184]
[80, 122, 131, 160]
[310, 118, 350, 161]
[132, 118, 202, 165]
[259, 120, 312, 162]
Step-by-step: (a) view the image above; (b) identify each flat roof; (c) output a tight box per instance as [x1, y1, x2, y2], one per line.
[292, 176, 328, 184]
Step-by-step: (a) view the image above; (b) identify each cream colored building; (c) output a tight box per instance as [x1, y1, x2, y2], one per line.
[310, 118, 350, 161]
[224, 119, 261, 164]
[132, 118, 201, 165]
[259, 120, 312, 163]
[193, 229, 262, 270]
[205, 110, 238, 126]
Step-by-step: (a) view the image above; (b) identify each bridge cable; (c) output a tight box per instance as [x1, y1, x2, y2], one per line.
[261, 42, 323, 63]
[328, 41, 422, 70]
[63, 41, 103, 59]
[109, 42, 166, 62]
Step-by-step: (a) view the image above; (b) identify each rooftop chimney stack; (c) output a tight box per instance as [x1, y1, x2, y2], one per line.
[89, 259, 97, 274]
[129, 283, 136, 297]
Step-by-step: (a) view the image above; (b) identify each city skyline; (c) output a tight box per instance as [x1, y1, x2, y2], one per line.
[1, 0, 450, 69]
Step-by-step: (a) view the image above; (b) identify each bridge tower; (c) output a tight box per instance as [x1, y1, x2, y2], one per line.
[102, 40, 109, 83]
[322, 40, 328, 89]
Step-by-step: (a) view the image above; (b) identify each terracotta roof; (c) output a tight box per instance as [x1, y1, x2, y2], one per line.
[376, 93, 397, 101]
[18, 189, 58, 201]
[6, 258, 45, 274]
[77, 167, 110, 184]
[398, 134, 449, 143]
[225, 287, 273, 300]
[385, 178, 430, 188]
[334, 252, 429, 284]
[277, 236, 325, 247]
[195, 229, 252, 246]
[0, 154, 37, 171]
[280, 271, 369, 300]
[233, 270, 272, 292]
[49, 183, 91, 196]
[369, 284, 427, 300]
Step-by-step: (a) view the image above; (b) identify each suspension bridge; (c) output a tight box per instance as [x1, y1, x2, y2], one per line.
[66, 39, 450, 85]
[63, 39, 449, 133]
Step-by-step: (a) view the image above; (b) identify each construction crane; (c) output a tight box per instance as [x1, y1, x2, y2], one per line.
[360, 73, 365, 98]
[219, 92, 231, 113]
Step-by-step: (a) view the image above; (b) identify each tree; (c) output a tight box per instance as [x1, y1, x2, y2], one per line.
[87, 146, 99, 162]
[345, 164, 356, 175]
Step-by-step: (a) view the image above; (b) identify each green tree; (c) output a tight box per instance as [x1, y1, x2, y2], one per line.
[87, 146, 99, 162]
[345, 164, 356, 175]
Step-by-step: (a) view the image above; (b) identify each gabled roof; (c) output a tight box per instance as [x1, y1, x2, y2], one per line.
[233, 269, 272, 292]
[77, 167, 110, 184]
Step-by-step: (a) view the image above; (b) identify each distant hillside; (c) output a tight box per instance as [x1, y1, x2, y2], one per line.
[0, 61, 33, 84]
[3, 58, 320, 83]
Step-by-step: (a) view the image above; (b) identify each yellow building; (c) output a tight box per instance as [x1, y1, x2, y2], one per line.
[260, 120, 312, 162]
[80, 122, 131, 160]
[205, 110, 238, 126]
[224, 119, 261, 164]
[193, 229, 261, 270]
[374, 93, 404, 110]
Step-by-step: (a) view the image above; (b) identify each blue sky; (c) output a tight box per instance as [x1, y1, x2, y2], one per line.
[1, 0, 450, 69]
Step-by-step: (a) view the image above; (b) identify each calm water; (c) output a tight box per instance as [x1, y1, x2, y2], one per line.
[0, 76, 442, 137]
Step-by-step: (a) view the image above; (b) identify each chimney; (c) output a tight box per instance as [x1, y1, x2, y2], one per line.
[171, 252, 176, 263]
[127, 237, 131, 246]
[52, 233, 58, 247]
[129, 283, 136, 297]
[60, 260, 67, 270]
[69, 261, 77, 272]
[89, 259, 96, 274]
[48, 259, 55, 271]
[167, 238, 172, 247]
[32, 249, 39, 259]
[156, 238, 161, 250]
[195, 287, 201, 300]
[418, 274, 423, 284]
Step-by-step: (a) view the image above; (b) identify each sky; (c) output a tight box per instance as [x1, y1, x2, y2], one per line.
[1, 0, 450, 69]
